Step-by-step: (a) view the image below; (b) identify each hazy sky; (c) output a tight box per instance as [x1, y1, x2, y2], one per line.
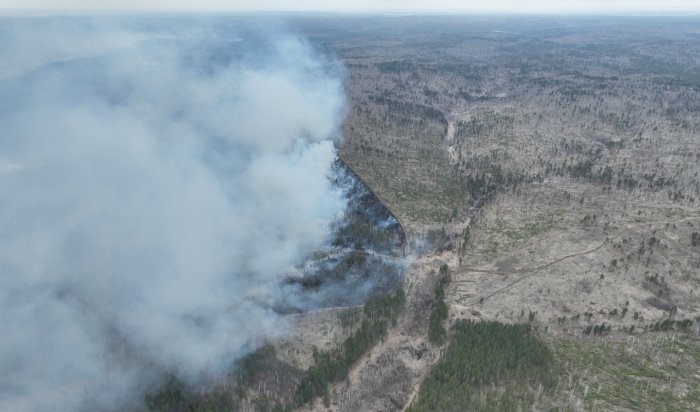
[2, 0, 700, 14]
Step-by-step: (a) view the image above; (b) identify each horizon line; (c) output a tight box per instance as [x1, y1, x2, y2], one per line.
[1, 8, 700, 18]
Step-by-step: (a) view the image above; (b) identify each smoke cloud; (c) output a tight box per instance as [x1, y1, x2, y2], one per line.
[0, 17, 345, 411]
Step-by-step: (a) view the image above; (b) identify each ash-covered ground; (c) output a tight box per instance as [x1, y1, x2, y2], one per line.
[278, 157, 408, 312]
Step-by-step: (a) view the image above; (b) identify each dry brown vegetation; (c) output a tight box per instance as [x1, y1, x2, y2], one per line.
[153, 16, 700, 412]
[290, 15, 700, 412]
[299, 16, 700, 230]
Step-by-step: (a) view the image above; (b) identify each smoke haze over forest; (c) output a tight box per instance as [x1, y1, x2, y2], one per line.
[0, 18, 346, 411]
[2, 0, 700, 14]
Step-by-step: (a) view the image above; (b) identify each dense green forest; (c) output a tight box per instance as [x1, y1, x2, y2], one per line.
[428, 264, 451, 344]
[409, 320, 556, 412]
[146, 344, 293, 412]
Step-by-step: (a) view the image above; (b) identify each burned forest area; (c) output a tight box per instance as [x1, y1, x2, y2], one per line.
[149, 16, 700, 412]
[3, 13, 700, 412]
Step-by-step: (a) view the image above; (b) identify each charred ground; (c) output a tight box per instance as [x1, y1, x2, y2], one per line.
[298, 15, 700, 412]
[149, 15, 700, 412]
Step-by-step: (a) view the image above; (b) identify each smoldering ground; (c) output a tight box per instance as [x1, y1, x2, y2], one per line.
[279, 159, 408, 312]
[0, 16, 347, 411]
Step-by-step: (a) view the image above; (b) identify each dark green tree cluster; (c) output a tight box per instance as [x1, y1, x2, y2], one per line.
[647, 318, 696, 332]
[428, 264, 451, 344]
[425, 227, 449, 252]
[644, 273, 670, 296]
[564, 161, 621, 186]
[146, 345, 292, 412]
[368, 95, 446, 124]
[692, 232, 699, 247]
[460, 164, 531, 205]
[334, 217, 394, 251]
[567, 160, 594, 179]
[376, 60, 416, 73]
[583, 323, 611, 336]
[644, 273, 667, 287]
[146, 377, 291, 412]
[409, 320, 556, 412]
[528, 311, 537, 322]
[294, 288, 406, 406]
[146, 378, 239, 412]
[338, 307, 362, 329]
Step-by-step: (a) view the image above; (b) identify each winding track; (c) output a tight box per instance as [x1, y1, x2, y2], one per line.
[457, 212, 700, 306]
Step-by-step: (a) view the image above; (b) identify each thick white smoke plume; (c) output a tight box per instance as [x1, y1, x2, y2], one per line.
[0, 17, 345, 411]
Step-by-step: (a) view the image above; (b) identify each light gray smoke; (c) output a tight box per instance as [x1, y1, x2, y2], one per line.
[0, 17, 345, 411]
